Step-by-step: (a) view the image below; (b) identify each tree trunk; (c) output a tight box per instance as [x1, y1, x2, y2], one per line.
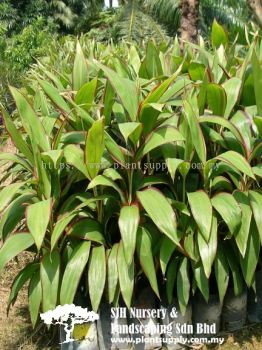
[179, 0, 200, 43]
[248, 0, 262, 26]
[109, 0, 113, 7]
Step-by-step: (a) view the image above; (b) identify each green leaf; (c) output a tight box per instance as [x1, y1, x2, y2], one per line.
[119, 205, 139, 266]
[233, 191, 252, 256]
[214, 246, 229, 303]
[64, 144, 89, 177]
[51, 213, 77, 250]
[197, 215, 217, 278]
[69, 218, 105, 244]
[206, 83, 227, 116]
[73, 41, 88, 90]
[8, 263, 38, 310]
[10, 87, 50, 152]
[75, 78, 97, 112]
[117, 242, 134, 309]
[136, 126, 185, 160]
[216, 151, 255, 179]
[188, 62, 206, 81]
[226, 246, 243, 296]
[0, 182, 26, 213]
[38, 79, 71, 114]
[29, 271, 42, 327]
[251, 50, 262, 116]
[136, 227, 160, 298]
[188, 190, 212, 242]
[223, 78, 242, 118]
[26, 199, 52, 251]
[1, 108, 33, 163]
[88, 175, 125, 203]
[88, 246, 106, 312]
[104, 132, 126, 166]
[107, 244, 119, 304]
[60, 241, 91, 305]
[183, 100, 206, 164]
[0, 233, 34, 275]
[137, 188, 179, 245]
[119, 122, 142, 145]
[211, 193, 241, 235]
[40, 250, 60, 312]
[177, 257, 190, 315]
[95, 61, 139, 121]
[211, 19, 228, 48]
[193, 263, 209, 302]
[166, 258, 179, 304]
[85, 118, 104, 179]
[249, 191, 262, 244]
[240, 220, 260, 287]
[160, 237, 176, 275]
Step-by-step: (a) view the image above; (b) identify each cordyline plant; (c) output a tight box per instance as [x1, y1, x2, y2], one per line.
[0, 21, 261, 329]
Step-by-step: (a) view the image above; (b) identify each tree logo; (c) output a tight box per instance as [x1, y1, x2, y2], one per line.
[40, 304, 99, 344]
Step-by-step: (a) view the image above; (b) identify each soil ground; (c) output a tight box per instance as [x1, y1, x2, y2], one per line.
[1, 139, 262, 350]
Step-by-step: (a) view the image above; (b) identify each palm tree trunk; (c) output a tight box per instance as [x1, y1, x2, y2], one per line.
[179, 0, 200, 43]
[248, 0, 262, 26]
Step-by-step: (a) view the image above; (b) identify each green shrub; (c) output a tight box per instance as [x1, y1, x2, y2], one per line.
[0, 22, 261, 327]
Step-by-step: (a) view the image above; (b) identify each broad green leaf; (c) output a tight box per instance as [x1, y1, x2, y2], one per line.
[199, 116, 244, 147]
[223, 78, 242, 118]
[69, 218, 105, 244]
[249, 191, 262, 243]
[73, 41, 88, 90]
[226, 246, 243, 296]
[0, 233, 34, 275]
[166, 258, 179, 304]
[197, 215, 217, 278]
[60, 241, 91, 305]
[51, 213, 77, 250]
[88, 175, 125, 203]
[95, 61, 139, 121]
[85, 118, 104, 179]
[183, 100, 206, 164]
[251, 50, 262, 116]
[26, 199, 52, 251]
[38, 79, 71, 114]
[240, 221, 260, 287]
[136, 227, 159, 298]
[188, 191, 212, 242]
[102, 80, 115, 125]
[107, 244, 119, 304]
[40, 250, 60, 312]
[75, 78, 97, 112]
[193, 263, 209, 302]
[206, 83, 226, 116]
[216, 151, 255, 179]
[233, 191, 252, 256]
[160, 237, 176, 275]
[10, 87, 50, 151]
[29, 271, 42, 327]
[212, 19, 228, 48]
[64, 144, 89, 177]
[119, 205, 139, 266]
[8, 263, 38, 310]
[136, 126, 185, 160]
[105, 132, 126, 166]
[214, 246, 229, 303]
[211, 192, 241, 235]
[137, 188, 179, 245]
[177, 257, 190, 315]
[88, 246, 106, 312]
[188, 62, 205, 81]
[1, 108, 33, 163]
[119, 122, 142, 145]
[0, 182, 26, 213]
[117, 242, 134, 309]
